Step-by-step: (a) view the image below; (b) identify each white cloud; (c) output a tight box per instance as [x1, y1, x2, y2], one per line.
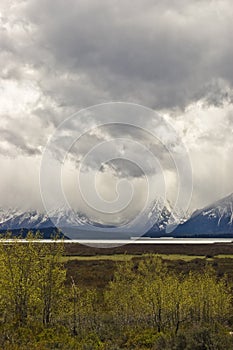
[0, 0, 233, 217]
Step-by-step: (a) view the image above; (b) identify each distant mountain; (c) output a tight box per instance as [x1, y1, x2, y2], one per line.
[0, 207, 94, 231]
[0, 200, 179, 238]
[171, 193, 233, 237]
[146, 199, 182, 235]
[0, 206, 131, 239]
[0, 208, 53, 230]
[3, 193, 233, 239]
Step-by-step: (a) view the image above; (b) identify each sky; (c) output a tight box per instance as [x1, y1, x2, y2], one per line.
[0, 0, 233, 223]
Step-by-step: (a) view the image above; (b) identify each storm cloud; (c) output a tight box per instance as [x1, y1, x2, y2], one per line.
[0, 0, 233, 217]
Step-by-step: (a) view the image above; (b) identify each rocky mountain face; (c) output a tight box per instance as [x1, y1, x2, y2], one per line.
[171, 193, 233, 237]
[0, 207, 93, 231]
[0, 199, 178, 238]
[1, 193, 233, 238]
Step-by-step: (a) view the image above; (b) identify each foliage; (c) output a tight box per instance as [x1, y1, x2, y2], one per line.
[0, 232, 66, 328]
[0, 237, 233, 349]
[104, 256, 232, 335]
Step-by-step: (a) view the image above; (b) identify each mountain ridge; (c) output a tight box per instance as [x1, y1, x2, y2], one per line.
[170, 192, 233, 237]
[1, 193, 233, 238]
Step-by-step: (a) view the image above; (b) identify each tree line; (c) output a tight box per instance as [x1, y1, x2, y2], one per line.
[0, 233, 233, 349]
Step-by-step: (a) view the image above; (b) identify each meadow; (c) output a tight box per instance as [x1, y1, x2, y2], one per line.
[1, 236, 233, 349]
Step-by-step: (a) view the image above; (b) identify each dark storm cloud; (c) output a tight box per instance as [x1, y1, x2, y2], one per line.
[196, 79, 233, 107]
[0, 0, 232, 131]
[1, 0, 233, 211]
[45, 119, 179, 179]
[20, 0, 233, 108]
[0, 0, 230, 116]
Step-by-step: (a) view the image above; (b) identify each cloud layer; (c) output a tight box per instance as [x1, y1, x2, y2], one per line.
[0, 0, 233, 218]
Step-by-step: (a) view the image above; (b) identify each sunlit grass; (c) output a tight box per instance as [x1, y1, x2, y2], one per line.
[61, 254, 136, 262]
[62, 253, 208, 262]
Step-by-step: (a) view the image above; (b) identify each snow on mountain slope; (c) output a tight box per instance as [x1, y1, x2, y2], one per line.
[0, 207, 116, 231]
[144, 198, 186, 235]
[1, 193, 232, 237]
[47, 207, 89, 228]
[0, 209, 53, 230]
[172, 193, 233, 236]
[0, 199, 180, 234]
[0, 208, 24, 225]
[195, 193, 233, 225]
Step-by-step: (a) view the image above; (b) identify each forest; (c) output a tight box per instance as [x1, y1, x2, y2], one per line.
[0, 234, 233, 350]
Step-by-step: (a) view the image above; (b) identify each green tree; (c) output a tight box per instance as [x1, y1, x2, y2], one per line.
[105, 255, 233, 338]
[37, 240, 66, 326]
[69, 277, 98, 336]
[105, 260, 139, 328]
[0, 232, 66, 328]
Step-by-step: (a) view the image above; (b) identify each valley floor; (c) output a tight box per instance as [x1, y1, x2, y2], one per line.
[2, 240, 233, 349]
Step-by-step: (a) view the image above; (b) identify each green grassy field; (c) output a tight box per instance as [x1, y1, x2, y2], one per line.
[215, 254, 233, 258]
[62, 253, 208, 262]
[62, 253, 136, 261]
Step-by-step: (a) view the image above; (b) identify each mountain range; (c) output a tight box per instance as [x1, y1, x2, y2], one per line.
[0, 207, 109, 238]
[171, 193, 233, 238]
[0, 199, 179, 239]
[1, 193, 233, 238]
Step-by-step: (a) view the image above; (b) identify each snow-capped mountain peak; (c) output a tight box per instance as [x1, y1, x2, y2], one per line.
[0, 199, 179, 235]
[193, 192, 233, 226]
[171, 192, 233, 237]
